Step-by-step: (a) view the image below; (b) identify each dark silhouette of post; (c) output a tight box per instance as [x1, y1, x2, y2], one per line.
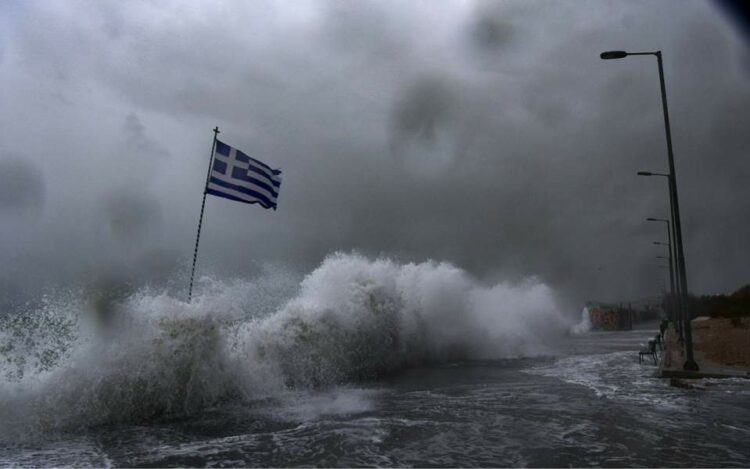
[649, 217, 682, 339]
[656, 255, 679, 333]
[656, 253, 675, 315]
[189, 126, 220, 303]
[654, 241, 682, 330]
[601, 50, 698, 370]
[640, 175, 682, 330]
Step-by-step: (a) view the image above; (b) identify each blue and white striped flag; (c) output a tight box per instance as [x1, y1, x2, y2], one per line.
[206, 140, 282, 210]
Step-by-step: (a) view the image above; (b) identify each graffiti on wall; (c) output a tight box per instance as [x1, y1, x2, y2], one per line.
[589, 308, 623, 330]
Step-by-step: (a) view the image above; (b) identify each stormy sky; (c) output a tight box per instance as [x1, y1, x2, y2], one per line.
[1, 0, 748, 310]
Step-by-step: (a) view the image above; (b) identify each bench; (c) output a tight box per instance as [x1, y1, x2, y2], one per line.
[639, 339, 659, 365]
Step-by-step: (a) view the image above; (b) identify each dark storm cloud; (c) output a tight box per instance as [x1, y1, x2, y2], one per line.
[391, 77, 455, 143]
[1, 0, 748, 310]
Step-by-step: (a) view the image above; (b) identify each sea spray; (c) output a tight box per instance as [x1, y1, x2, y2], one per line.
[0, 253, 570, 437]
[0, 292, 81, 382]
[0, 269, 299, 437]
[570, 306, 592, 335]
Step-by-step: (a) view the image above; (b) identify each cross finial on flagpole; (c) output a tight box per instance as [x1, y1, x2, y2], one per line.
[213, 126, 220, 136]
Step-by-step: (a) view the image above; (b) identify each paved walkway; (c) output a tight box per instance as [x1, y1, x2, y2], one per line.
[658, 319, 750, 379]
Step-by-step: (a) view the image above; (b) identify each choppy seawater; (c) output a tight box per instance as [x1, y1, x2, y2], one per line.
[1, 254, 749, 467]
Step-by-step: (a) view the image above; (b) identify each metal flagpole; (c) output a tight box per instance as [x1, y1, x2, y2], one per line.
[188, 126, 220, 302]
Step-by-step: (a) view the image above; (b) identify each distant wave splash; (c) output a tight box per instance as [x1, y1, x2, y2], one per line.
[570, 306, 592, 335]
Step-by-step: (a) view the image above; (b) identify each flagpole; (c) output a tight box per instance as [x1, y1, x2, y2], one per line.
[188, 126, 220, 302]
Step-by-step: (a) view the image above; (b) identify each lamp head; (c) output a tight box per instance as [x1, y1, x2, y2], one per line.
[600, 50, 628, 60]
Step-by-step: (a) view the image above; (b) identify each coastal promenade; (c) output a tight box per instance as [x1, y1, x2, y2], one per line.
[659, 317, 750, 379]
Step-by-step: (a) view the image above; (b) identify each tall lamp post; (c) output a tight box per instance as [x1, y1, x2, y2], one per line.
[641, 176, 683, 334]
[656, 254, 681, 338]
[657, 263, 670, 298]
[656, 252, 677, 322]
[601, 49, 698, 370]
[648, 217, 680, 334]
[640, 174, 680, 299]
[653, 241, 677, 330]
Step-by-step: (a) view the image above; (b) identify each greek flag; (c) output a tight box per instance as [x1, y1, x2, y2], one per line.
[206, 140, 282, 210]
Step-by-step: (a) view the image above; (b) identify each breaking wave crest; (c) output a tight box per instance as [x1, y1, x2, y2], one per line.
[0, 253, 569, 437]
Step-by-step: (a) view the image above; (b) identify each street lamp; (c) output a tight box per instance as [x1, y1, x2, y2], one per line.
[600, 50, 629, 60]
[657, 265, 669, 295]
[641, 176, 682, 310]
[653, 242, 674, 323]
[648, 217, 681, 336]
[656, 250, 676, 321]
[602, 49, 698, 370]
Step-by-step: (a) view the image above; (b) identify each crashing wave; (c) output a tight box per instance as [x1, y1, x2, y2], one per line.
[0, 253, 569, 435]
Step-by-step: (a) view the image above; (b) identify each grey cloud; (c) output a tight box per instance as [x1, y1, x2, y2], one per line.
[123, 114, 169, 159]
[469, 4, 517, 53]
[391, 76, 456, 144]
[1, 0, 748, 311]
[103, 190, 162, 241]
[0, 158, 45, 214]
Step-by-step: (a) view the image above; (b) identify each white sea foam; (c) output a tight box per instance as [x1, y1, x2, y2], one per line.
[0, 253, 570, 436]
